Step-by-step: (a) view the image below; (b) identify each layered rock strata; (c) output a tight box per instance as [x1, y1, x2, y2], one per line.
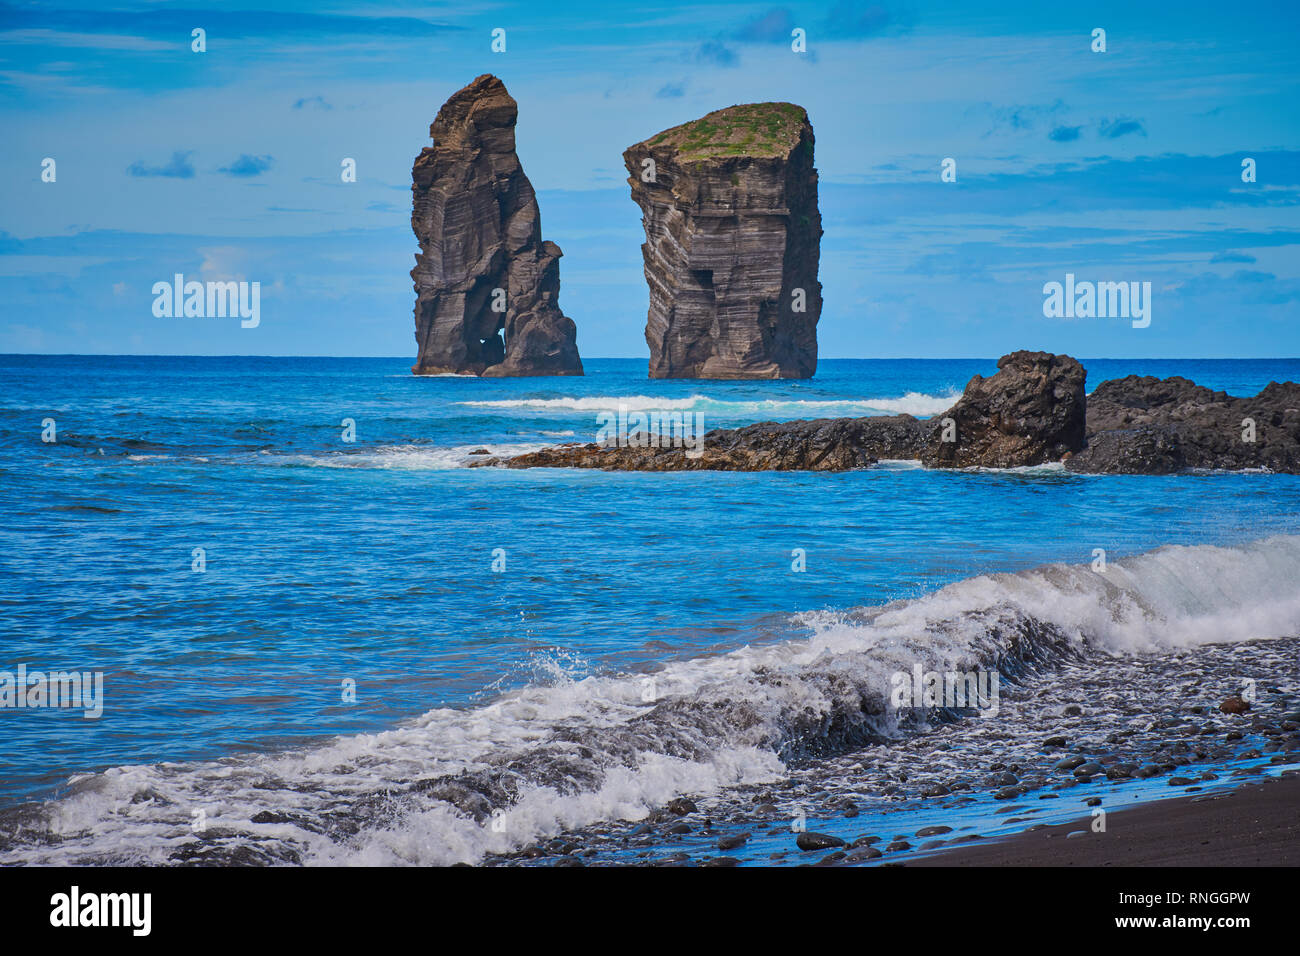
[624, 102, 822, 379]
[410, 74, 582, 376]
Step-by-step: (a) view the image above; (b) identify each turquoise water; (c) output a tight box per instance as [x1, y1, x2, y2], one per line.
[1, 355, 1298, 841]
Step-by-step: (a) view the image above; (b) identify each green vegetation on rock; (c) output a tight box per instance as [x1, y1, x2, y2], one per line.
[643, 102, 808, 161]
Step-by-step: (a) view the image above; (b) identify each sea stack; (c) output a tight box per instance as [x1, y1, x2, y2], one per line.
[624, 103, 822, 379]
[410, 74, 582, 376]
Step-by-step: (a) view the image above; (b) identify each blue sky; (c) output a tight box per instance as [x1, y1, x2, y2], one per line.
[2, 0, 1298, 358]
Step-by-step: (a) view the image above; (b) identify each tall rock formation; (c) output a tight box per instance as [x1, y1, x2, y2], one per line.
[624, 103, 822, 379]
[410, 74, 582, 376]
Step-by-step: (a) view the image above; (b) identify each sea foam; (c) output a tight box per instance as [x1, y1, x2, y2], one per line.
[4, 535, 1297, 867]
[456, 391, 960, 419]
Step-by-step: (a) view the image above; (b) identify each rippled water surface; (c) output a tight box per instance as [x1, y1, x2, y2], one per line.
[1, 355, 1298, 864]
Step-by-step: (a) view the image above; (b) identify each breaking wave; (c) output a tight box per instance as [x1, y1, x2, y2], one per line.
[456, 391, 960, 419]
[3, 535, 1297, 866]
[257, 443, 547, 471]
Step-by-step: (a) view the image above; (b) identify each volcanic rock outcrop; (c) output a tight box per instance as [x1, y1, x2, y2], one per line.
[410, 74, 582, 376]
[473, 351, 1300, 474]
[1067, 376, 1300, 473]
[624, 103, 822, 379]
[474, 415, 929, 472]
[920, 351, 1087, 468]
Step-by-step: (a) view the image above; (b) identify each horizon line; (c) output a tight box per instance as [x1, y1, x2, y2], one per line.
[4, 353, 1300, 362]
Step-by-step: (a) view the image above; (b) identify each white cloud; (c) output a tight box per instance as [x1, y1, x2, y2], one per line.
[0, 29, 177, 52]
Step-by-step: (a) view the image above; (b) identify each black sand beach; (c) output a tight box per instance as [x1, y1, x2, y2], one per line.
[914, 774, 1300, 866]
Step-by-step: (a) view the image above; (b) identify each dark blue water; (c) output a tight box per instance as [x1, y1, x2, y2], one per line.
[2, 355, 1298, 813]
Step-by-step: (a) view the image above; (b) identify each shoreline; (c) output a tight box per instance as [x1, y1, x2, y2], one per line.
[481, 633, 1300, 868]
[2, 532, 1297, 865]
[911, 774, 1300, 866]
[474, 352, 1300, 475]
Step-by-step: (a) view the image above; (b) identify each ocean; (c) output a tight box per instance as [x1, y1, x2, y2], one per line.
[2, 355, 1298, 865]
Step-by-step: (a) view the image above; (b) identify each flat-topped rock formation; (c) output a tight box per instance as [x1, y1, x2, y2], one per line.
[410, 74, 582, 377]
[473, 352, 1300, 474]
[624, 103, 822, 379]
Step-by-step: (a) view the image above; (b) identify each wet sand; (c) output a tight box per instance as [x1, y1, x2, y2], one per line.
[913, 773, 1300, 866]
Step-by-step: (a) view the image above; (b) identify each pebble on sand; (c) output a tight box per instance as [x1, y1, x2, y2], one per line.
[796, 832, 845, 852]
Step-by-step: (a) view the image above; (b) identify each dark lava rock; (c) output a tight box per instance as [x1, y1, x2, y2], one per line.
[717, 832, 751, 851]
[1055, 756, 1088, 772]
[1068, 376, 1300, 474]
[846, 846, 882, 862]
[653, 852, 690, 865]
[1065, 426, 1187, 474]
[410, 74, 582, 377]
[666, 797, 697, 816]
[796, 831, 845, 852]
[1044, 736, 1068, 748]
[1220, 697, 1252, 715]
[624, 102, 822, 379]
[487, 414, 927, 472]
[814, 850, 848, 866]
[478, 358, 1299, 476]
[921, 351, 1086, 468]
[916, 825, 953, 837]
